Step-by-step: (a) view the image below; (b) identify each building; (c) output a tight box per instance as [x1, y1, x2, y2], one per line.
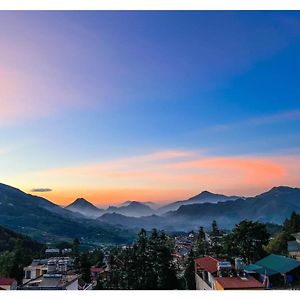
[45, 248, 60, 256]
[288, 233, 300, 260]
[23, 259, 48, 284]
[0, 278, 17, 290]
[90, 266, 109, 282]
[19, 257, 79, 290]
[23, 257, 74, 284]
[194, 256, 263, 290]
[245, 254, 300, 289]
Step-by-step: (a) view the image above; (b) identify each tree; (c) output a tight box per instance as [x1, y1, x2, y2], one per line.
[184, 249, 196, 290]
[102, 229, 178, 290]
[283, 211, 300, 234]
[79, 252, 92, 283]
[195, 227, 209, 256]
[225, 220, 270, 263]
[72, 238, 80, 271]
[0, 251, 14, 277]
[211, 220, 220, 236]
[264, 232, 288, 256]
[210, 221, 222, 257]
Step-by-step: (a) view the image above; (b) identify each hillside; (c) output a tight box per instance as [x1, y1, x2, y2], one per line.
[0, 183, 134, 244]
[0, 224, 44, 253]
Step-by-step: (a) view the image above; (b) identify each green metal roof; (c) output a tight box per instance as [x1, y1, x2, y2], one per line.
[245, 254, 300, 276]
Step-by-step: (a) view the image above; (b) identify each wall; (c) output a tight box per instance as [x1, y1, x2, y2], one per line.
[195, 273, 212, 290]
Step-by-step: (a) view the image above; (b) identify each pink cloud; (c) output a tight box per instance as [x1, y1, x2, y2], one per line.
[14, 149, 300, 205]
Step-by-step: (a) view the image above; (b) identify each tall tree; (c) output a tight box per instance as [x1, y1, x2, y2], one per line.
[225, 220, 270, 263]
[283, 211, 300, 234]
[79, 252, 91, 283]
[210, 221, 222, 257]
[184, 249, 196, 290]
[195, 227, 209, 257]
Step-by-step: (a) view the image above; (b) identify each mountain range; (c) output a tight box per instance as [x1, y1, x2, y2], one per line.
[65, 199, 156, 218]
[1, 182, 300, 240]
[97, 186, 300, 231]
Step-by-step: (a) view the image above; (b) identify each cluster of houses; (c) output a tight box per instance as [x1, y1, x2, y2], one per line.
[194, 254, 300, 290]
[0, 248, 92, 291]
[0, 247, 111, 291]
[1, 230, 300, 290]
[18, 254, 92, 290]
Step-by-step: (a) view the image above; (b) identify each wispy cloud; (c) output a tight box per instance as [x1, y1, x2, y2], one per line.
[210, 109, 300, 133]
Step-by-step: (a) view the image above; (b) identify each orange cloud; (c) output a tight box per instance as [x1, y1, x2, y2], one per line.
[11, 149, 299, 206]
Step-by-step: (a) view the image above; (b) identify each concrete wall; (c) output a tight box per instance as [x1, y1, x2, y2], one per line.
[66, 279, 78, 290]
[195, 273, 212, 290]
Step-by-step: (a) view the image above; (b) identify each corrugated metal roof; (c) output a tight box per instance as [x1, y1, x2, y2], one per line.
[215, 276, 264, 289]
[194, 256, 221, 274]
[245, 254, 300, 276]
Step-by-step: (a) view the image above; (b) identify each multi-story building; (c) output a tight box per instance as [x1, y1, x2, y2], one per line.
[20, 257, 78, 290]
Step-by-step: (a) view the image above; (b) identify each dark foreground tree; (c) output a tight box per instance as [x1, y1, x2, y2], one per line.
[184, 249, 196, 290]
[103, 229, 178, 290]
[224, 220, 270, 263]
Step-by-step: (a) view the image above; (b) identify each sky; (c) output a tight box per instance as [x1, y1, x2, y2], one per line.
[0, 11, 300, 206]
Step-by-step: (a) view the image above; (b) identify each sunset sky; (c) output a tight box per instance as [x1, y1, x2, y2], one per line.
[1, 11, 300, 206]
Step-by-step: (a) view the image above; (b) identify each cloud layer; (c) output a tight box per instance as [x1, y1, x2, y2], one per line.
[9, 149, 299, 205]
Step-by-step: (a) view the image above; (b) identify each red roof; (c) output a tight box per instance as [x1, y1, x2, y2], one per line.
[194, 256, 221, 274]
[90, 267, 105, 273]
[215, 276, 264, 289]
[0, 278, 16, 285]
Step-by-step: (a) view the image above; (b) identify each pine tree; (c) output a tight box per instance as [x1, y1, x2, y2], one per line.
[184, 249, 196, 290]
[195, 227, 208, 257]
[79, 252, 91, 283]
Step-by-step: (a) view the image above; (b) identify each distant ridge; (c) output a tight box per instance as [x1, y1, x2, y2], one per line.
[156, 190, 240, 214]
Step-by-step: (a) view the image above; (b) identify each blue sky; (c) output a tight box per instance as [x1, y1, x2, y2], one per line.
[0, 11, 300, 204]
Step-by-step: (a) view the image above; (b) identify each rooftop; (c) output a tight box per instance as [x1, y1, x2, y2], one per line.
[245, 254, 300, 276]
[215, 276, 264, 289]
[19, 274, 79, 290]
[194, 256, 221, 274]
[0, 278, 16, 285]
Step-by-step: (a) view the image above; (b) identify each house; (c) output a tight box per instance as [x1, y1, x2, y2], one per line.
[245, 254, 300, 288]
[90, 266, 109, 282]
[23, 257, 74, 285]
[194, 256, 263, 290]
[19, 258, 78, 290]
[0, 278, 17, 290]
[23, 259, 48, 284]
[288, 233, 300, 260]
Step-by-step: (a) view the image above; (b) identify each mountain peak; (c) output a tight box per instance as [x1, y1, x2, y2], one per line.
[66, 198, 99, 210]
[199, 190, 214, 196]
[269, 186, 294, 192]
